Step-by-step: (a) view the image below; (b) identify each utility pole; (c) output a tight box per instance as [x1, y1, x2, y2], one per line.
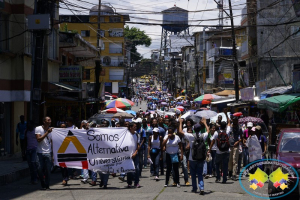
[228, 0, 239, 102]
[203, 28, 207, 94]
[94, 0, 102, 114]
[194, 37, 200, 95]
[30, 0, 51, 124]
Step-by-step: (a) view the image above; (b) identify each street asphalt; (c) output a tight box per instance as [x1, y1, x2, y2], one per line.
[0, 165, 259, 200]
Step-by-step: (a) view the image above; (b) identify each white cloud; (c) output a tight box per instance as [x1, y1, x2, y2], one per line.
[62, 0, 247, 58]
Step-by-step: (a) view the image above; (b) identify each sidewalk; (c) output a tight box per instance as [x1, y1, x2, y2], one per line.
[0, 153, 30, 186]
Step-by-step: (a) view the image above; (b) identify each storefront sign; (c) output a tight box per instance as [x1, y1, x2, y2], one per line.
[240, 87, 255, 101]
[292, 71, 300, 92]
[255, 80, 267, 97]
[52, 128, 135, 173]
[59, 66, 82, 82]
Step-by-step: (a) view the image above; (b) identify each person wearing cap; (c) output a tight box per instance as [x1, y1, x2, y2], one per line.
[178, 118, 209, 195]
[242, 122, 253, 167]
[148, 127, 163, 180]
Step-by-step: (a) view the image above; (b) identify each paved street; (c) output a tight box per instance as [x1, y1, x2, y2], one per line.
[0, 166, 257, 200]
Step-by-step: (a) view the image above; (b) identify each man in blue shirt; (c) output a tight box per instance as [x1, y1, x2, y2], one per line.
[16, 115, 27, 161]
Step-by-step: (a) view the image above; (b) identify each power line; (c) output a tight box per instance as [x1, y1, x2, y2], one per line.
[0, 30, 28, 42]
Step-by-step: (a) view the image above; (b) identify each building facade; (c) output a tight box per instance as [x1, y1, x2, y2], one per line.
[59, 4, 130, 96]
[0, 0, 60, 154]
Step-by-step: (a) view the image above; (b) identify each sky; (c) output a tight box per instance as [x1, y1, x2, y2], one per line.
[61, 0, 247, 58]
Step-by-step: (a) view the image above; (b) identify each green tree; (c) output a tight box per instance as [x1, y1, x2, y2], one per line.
[124, 25, 152, 63]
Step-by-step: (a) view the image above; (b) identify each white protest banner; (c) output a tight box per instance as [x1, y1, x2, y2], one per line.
[52, 127, 136, 173]
[246, 135, 262, 162]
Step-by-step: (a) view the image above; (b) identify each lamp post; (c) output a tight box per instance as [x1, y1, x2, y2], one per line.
[183, 61, 188, 100]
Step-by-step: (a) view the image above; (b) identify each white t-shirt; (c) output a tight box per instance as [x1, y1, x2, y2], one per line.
[35, 126, 52, 154]
[184, 132, 208, 161]
[130, 131, 139, 153]
[163, 135, 181, 154]
[211, 126, 231, 154]
[210, 131, 218, 150]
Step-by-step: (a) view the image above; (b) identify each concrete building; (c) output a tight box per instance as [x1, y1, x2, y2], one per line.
[256, 0, 300, 88]
[59, 4, 130, 96]
[0, 0, 60, 154]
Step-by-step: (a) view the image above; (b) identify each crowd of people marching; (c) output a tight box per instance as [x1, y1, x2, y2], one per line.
[19, 94, 268, 195]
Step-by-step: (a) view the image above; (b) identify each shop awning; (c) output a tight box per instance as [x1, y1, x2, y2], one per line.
[49, 82, 82, 92]
[211, 98, 236, 105]
[260, 85, 292, 99]
[215, 90, 240, 96]
[257, 93, 300, 112]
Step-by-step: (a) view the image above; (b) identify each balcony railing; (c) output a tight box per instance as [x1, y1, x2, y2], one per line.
[109, 31, 124, 37]
[207, 47, 234, 60]
[102, 61, 125, 67]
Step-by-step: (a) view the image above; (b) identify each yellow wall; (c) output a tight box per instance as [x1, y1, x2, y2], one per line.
[60, 15, 125, 57]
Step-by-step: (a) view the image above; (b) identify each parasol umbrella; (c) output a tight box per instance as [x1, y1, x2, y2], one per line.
[125, 110, 136, 116]
[169, 108, 182, 113]
[176, 106, 184, 109]
[182, 103, 190, 107]
[186, 114, 202, 124]
[238, 117, 264, 125]
[176, 102, 183, 105]
[195, 110, 218, 119]
[181, 89, 186, 93]
[147, 96, 153, 99]
[106, 98, 134, 109]
[105, 92, 112, 96]
[167, 93, 172, 96]
[233, 112, 243, 117]
[112, 95, 118, 99]
[180, 110, 194, 119]
[113, 112, 134, 119]
[102, 108, 125, 113]
[161, 102, 168, 105]
[194, 94, 222, 104]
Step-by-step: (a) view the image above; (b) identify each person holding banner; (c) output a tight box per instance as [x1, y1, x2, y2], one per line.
[35, 116, 53, 190]
[127, 122, 141, 188]
[148, 128, 163, 180]
[162, 127, 183, 188]
[60, 118, 78, 186]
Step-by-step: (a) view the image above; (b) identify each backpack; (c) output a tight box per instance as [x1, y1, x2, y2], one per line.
[192, 133, 206, 161]
[216, 130, 230, 152]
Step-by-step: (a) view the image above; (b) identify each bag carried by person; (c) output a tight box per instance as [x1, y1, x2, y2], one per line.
[192, 133, 206, 161]
[216, 130, 230, 152]
[169, 153, 179, 163]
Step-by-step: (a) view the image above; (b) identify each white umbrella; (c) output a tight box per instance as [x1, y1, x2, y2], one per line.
[195, 110, 218, 119]
[180, 110, 193, 119]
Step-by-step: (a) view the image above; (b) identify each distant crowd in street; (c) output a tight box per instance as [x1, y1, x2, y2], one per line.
[17, 98, 269, 195]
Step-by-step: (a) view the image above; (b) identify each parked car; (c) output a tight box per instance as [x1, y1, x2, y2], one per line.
[268, 128, 300, 198]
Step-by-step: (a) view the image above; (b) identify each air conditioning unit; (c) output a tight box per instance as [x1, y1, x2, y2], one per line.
[103, 56, 111, 65]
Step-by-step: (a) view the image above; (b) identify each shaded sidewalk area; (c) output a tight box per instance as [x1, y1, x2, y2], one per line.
[0, 153, 30, 185]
